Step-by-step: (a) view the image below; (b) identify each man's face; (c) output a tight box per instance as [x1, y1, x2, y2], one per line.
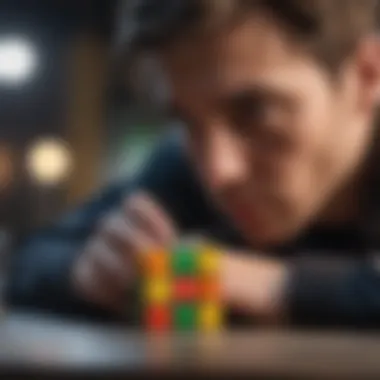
[159, 15, 375, 247]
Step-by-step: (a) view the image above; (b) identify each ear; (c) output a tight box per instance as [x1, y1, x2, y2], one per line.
[355, 34, 380, 112]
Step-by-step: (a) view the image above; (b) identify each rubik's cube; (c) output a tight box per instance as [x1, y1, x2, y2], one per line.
[141, 243, 224, 332]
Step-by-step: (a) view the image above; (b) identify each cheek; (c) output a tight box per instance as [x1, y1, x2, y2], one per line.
[278, 100, 335, 206]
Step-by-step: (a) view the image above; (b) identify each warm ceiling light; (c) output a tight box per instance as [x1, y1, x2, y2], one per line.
[26, 138, 73, 186]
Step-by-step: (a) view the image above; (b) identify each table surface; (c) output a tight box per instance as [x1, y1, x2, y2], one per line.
[1, 313, 380, 379]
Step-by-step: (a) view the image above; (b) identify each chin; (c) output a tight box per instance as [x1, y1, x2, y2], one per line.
[245, 222, 302, 249]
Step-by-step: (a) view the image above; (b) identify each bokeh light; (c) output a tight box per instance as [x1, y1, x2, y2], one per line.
[26, 138, 73, 186]
[0, 36, 38, 86]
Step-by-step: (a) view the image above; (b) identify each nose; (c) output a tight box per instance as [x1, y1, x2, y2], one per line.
[204, 126, 248, 193]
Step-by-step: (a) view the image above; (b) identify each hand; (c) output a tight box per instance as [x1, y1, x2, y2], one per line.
[71, 192, 176, 314]
[221, 252, 289, 324]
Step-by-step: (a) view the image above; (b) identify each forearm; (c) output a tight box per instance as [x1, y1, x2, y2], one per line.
[287, 256, 380, 327]
[221, 251, 380, 328]
[4, 179, 129, 321]
[5, 238, 118, 322]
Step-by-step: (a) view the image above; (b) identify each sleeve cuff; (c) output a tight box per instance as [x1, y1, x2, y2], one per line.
[286, 257, 363, 327]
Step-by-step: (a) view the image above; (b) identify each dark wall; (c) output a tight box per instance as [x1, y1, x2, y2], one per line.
[0, 0, 118, 239]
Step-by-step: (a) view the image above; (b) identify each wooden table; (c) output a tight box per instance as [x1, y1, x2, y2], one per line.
[1, 313, 380, 379]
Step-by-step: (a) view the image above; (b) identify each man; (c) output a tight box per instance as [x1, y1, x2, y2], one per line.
[6, 0, 380, 327]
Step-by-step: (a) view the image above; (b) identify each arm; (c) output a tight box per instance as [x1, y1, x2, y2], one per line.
[5, 181, 127, 321]
[5, 130, 211, 321]
[222, 252, 380, 328]
[288, 256, 380, 328]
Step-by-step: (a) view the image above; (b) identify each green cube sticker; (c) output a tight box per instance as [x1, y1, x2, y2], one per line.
[172, 245, 197, 275]
[174, 304, 197, 330]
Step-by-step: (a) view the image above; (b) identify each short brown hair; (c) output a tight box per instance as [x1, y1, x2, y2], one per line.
[119, 0, 379, 71]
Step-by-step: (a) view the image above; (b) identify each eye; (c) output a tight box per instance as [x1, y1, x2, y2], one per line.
[228, 90, 278, 132]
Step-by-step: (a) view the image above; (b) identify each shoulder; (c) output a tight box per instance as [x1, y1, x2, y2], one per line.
[133, 128, 212, 229]
[135, 127, 190, 184]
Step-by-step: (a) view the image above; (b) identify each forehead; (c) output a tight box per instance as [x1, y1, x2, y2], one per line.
[157, 15, 324, 104]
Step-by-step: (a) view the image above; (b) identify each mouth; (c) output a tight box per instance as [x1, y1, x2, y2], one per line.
[228, 203, 264, 230]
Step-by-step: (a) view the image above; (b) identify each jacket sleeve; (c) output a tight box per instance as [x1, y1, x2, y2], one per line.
[4, 131, 211, 321]
[288, 255, 380, 328]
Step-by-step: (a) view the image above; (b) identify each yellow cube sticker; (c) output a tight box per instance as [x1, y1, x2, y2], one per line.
[144, 279, 171, 304]
[198, 246, 220, 277]
[198, 303, 223, 331]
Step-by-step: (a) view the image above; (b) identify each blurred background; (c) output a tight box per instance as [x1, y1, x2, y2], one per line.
[0, 0, 166, 262]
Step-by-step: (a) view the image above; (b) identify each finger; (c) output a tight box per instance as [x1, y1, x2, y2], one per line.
[90, 238, 136, 289]
[100, 213, 156, 254]
[75, 238, 134, 311]
[73, 253, 120, 311]
[124, 192, 177, 245]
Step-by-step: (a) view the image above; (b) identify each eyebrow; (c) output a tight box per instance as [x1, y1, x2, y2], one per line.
[166, 83, 285, 122]
[222, 84, 278, 102]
